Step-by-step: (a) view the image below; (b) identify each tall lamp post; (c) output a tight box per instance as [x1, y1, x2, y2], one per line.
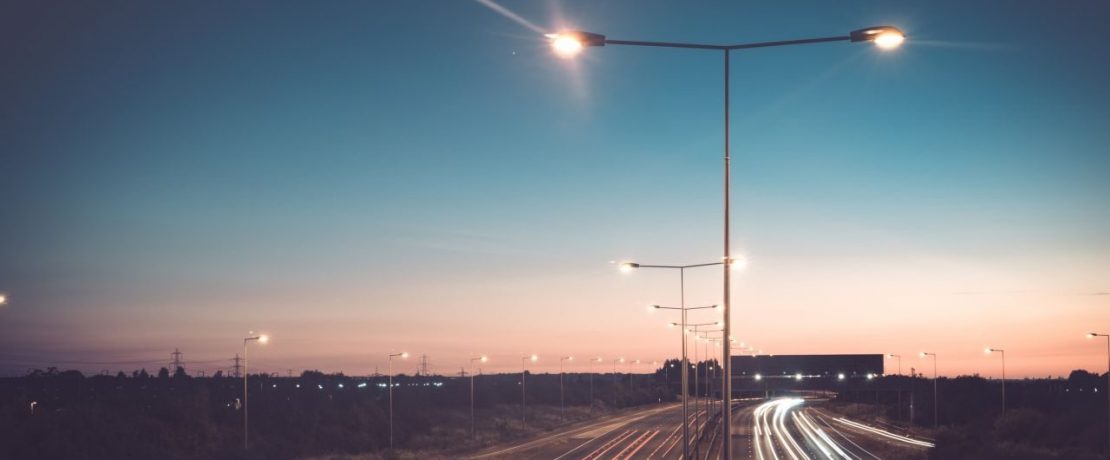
[521, 354, 538, 424]
[628, 260, 723, 460]
[611, 357, 625, 407]
[469, 355, 488, 439]
[552, 25, 905, 459]
[887, 354, 902, 375]
[1087, 332, 1110, 445]
[684, 321, 721, 448]
[920, 352, 938, 427]
[589, 357, 602, 413]
[560, 356, 574, 418]
[388, 351, 409, 449]
[243, 333, 269, 450]
[984, 347, 1006, 414]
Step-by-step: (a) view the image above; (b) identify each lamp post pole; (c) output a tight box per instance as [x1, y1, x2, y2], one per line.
[388, 352, 408, 449]
[628, 260, 721, 460]
[921, 352, 938, 427]
[521, 354, 537, 424]
[469, 356, 487, 439]
[589, 357, 602, 413]
[985, 348, 1006, 414]
[560, 356, 573, 419]
[550, 25, 905, 459]
[1087, 332, 1109, 445]
[888, 354, 903, 420]
[242, 333, 268, 450]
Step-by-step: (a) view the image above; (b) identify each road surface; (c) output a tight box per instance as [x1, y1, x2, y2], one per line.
[469, 398, 932, 460]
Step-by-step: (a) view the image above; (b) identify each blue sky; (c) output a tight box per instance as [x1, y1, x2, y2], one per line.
[1, 0, 1108, 377]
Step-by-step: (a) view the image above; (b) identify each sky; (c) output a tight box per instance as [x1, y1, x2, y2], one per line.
[1, 0, 1108, 378]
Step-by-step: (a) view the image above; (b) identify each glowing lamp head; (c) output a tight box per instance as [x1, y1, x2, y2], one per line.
[984, 347, 992, 354]
[849, 26, 905, 50]
[668, 322, 678, 328]
[481, 356, 489, 363]
[0, 294, 7, 305]
[729, 256, 748, 270]
[401, 352, 409, 359]
[867, 373, 875, 380]
[795, 373, 803, 381]
[838, 373, 846, 380]
[546, 31, 606, 59]
[1088, 332, 1098, 339]
[258, 335, 269, 344]
[754, 373, 762, 381]
[919, 352, 927, 358]
[530, 354, 538, 362]
[618, 262, 639, 273]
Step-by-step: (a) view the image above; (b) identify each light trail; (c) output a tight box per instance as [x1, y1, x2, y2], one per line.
[832, 417, 935, 448]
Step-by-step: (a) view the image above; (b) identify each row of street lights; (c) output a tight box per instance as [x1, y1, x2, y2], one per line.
[553, 23, 906, 459]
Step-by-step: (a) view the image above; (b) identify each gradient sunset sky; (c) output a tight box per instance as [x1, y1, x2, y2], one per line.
[2, 0, 1108, 378]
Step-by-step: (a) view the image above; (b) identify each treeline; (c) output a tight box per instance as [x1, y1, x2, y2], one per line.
[0, 366, 676, 459]
[808, 369, 1106, 459]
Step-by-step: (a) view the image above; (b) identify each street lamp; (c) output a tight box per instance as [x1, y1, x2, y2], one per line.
[887, 354, 902, 375]
[984, 347, 1006, 414]
[626, 260, 723, 460]
[388, 351, 409, 449]
[243, 333, 269, 450]
[560, 356, 574, 418]
[589, 357, 602, 413]
[920, 352, 938, 427]
[0, 293, 7, 306]
[1087, 332, 1109, 443]
[687, 322, 720, 449]
[469, 355, 488, 439]
[521, 354, 538, 424]
[554, 25, 905, 459]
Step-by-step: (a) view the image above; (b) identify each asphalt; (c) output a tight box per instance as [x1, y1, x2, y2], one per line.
[469, 397, 933, 460]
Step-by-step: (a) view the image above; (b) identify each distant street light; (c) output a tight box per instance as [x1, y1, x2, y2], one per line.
[984, 347, 1006, 414]
[612, 357, 625, 407]
[560, 356, 573, 418]
[30, 401, 36, 415]
[1087, 332, 1109, 443]
[0, 293, 7, 306]
[243, 333, 269, 450]
[624, 260, 722, 460]
[554, 25, 906, 457]
[920, 352, 938, 427]
[887, 354, 902, 375]
[388, 351, 409, 449]
[469, 355, 488, 439]
[521, 354, 538, 424]
[589, 357, 602, 413]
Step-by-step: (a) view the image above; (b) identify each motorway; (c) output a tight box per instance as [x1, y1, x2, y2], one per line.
[469, 398, 933, 460]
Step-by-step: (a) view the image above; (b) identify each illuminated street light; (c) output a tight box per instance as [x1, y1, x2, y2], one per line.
[521, 354, 538, 424]
[984, 347, 1006, 413]
[886, 354, 902, 375]
[550, 25, 905, 458]
[1087, 332, 1109, 443]
[468, 355, 488, 439]
[625, 260, 723, 460]
[589, 357, 602, 413]
[388, 351, 408, 449]
[920, 352, 938, 427]
[560, 356, 573, 418]
[0, 293, 7, 306]
[838, 373, 846, 381]
[242, 332, 269, 450]
[795, 373, 803, 381]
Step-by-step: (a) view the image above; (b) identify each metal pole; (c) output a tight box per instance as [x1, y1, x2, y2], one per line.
[560, 359, 565, 418]
[521, 358, 527, 424]
[1001, 350, 1006, 414]
[590, 359, 595, 413]
[243, 341, 249, 450]
[680, 268, 689, 460]
[721, 47, 733, 460]
[932, 356, 938, 428]
[389, 357, 394, 449]
[470, 371, 476, 439]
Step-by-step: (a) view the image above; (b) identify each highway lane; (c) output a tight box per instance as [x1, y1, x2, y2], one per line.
[469, 402, 710, 459]
[469, 397, 933, 460]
